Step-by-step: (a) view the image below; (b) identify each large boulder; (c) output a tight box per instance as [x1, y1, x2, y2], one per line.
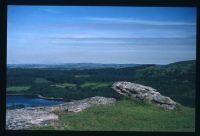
[112, 81, 177, 110]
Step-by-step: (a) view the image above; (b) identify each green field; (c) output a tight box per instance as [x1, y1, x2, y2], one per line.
[7, 86, 30, 93]
[34, 78, 52, 84]
[51, 83, 77, 89]
[31, 99, 195, 131]
[80, 82, 111, 90]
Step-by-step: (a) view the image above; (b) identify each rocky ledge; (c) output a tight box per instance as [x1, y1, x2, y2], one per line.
[6, 96, 116, 130]
[112, 81, 177, 110]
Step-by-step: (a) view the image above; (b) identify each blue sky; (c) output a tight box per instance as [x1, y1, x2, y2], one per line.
[7, 6, 196, 64]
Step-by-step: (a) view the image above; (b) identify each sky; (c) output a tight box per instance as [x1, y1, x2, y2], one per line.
[7, 6, 196, 64]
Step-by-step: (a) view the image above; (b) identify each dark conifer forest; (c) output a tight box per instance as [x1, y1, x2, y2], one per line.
[7, 60, 195, 107]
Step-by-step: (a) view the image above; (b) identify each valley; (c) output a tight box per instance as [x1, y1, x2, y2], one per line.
[6, 60, 196, 131]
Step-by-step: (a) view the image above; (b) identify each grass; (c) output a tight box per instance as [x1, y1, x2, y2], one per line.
[34, 78, 52, 84]
[74, 75, 90, 78]
[7, 86, 30, 93]
[80, 82, 110, 90]
[52, 82, 109, 90]
[51, 83, 77, 89]
[31, 99, 195, 131]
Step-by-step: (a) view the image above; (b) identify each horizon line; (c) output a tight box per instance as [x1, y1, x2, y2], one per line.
[7, 59, 195, 66]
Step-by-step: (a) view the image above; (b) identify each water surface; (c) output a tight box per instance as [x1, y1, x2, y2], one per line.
[6, 95, 64, 108]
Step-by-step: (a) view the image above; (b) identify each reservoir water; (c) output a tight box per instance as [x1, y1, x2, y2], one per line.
[6, 95, 64, 108]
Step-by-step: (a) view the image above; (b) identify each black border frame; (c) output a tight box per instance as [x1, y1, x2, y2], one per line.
[0, 0, 199, 136]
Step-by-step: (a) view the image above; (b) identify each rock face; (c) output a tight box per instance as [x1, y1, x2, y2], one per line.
[112, 81, 177, 110]
[6, 107, 58, 130]
[6, 96, 116, 130]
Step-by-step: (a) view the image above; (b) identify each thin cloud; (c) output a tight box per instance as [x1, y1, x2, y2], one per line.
[43, 9, 62, 14]
[45, 28, 194, 39]
[84, 17, 195, 26]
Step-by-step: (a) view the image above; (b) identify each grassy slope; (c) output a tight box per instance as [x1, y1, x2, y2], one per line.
[32, 99, 195, 131]
[134, 60, 195, 106]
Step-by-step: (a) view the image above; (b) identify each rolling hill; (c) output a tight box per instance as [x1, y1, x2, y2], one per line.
[7, 60, 196, 107]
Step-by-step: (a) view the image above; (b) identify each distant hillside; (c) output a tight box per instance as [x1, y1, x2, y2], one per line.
[7, 63, 142, 70]
[134, 60, 195, 106]
[7, 60, 196, 107]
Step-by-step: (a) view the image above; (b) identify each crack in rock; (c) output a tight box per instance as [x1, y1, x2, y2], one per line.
[112, 81, 177, 110]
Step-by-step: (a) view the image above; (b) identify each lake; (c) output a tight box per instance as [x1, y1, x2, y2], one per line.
[6, 95, 65, 108]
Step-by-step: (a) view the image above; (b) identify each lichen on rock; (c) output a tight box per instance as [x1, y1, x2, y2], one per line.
[6, 96, 116, 130]
[112, 81, 177, 110]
